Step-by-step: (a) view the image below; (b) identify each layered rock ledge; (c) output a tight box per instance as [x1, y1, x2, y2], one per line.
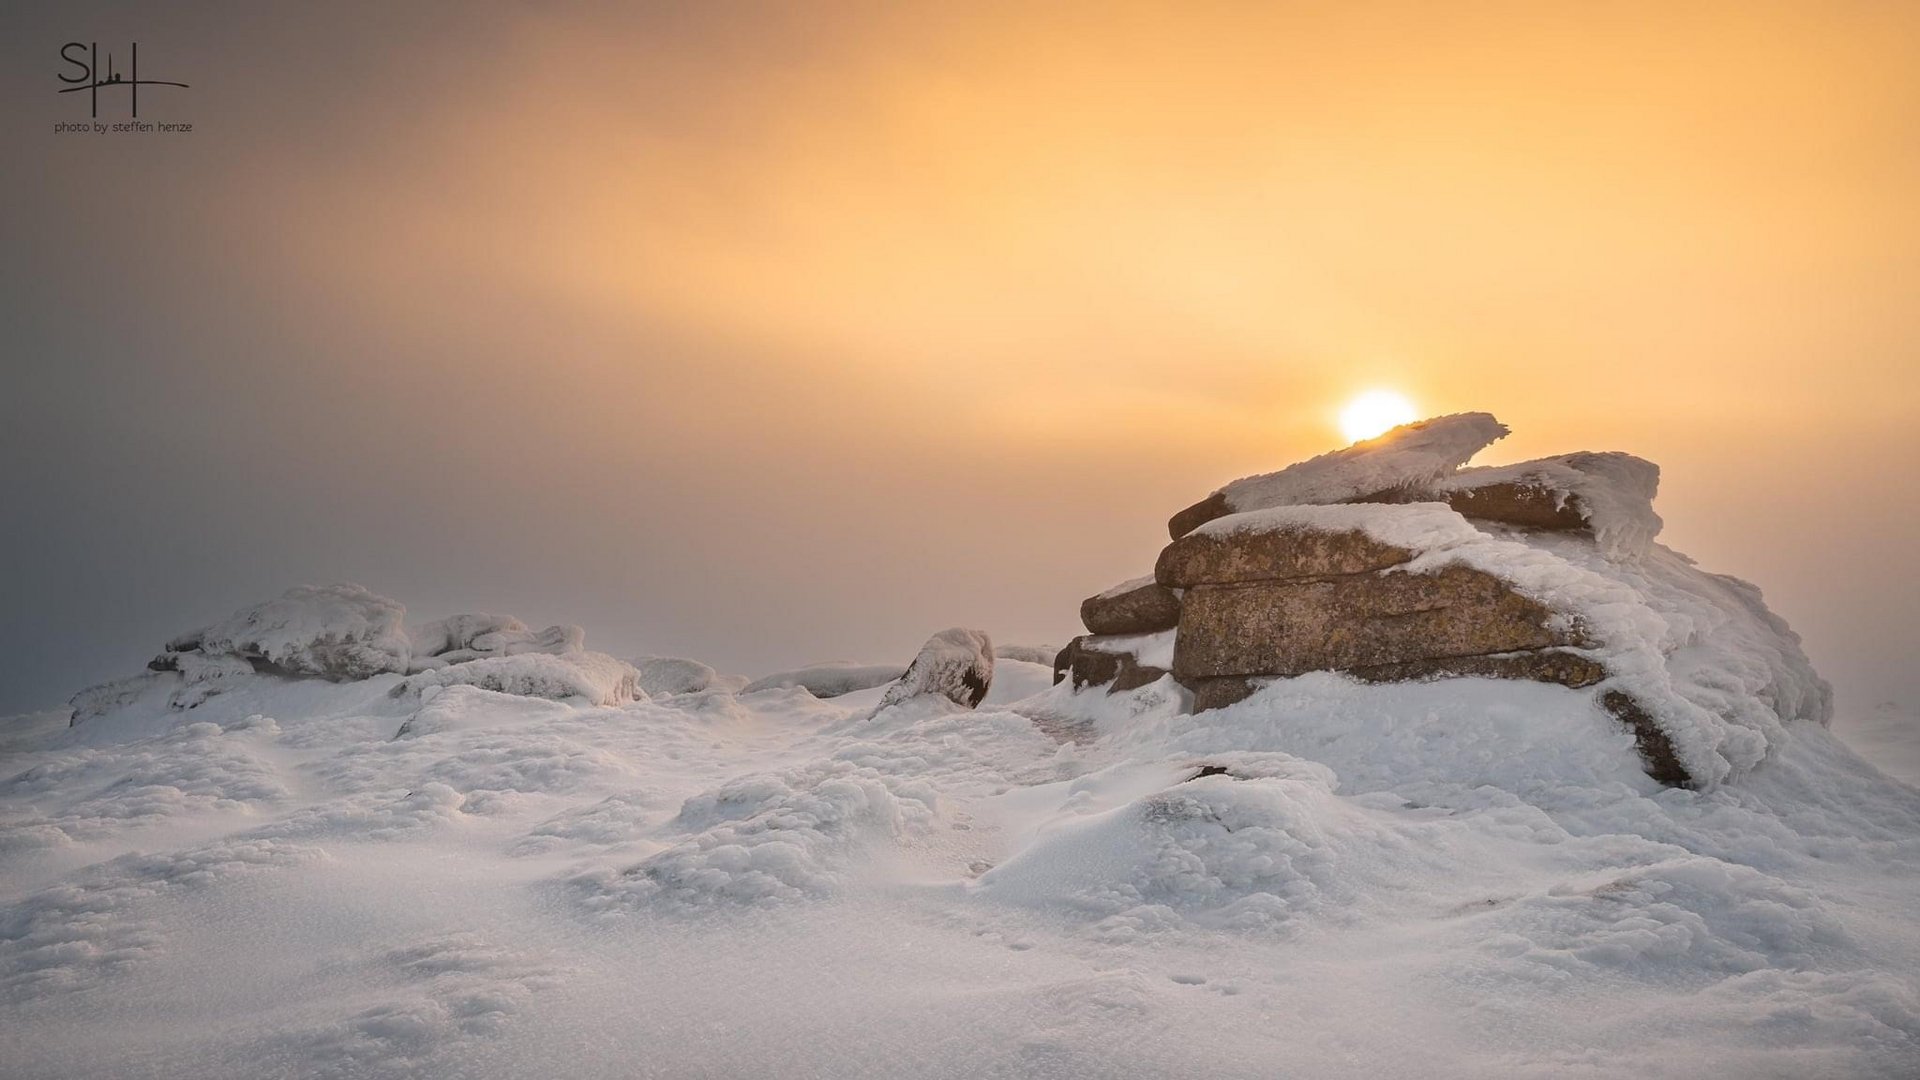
[1059, 414, 1830, 790]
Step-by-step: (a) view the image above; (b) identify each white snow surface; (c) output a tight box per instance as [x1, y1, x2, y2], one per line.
[1442, 451, 1666, 559]
[2, 645, 1916, 1079]
[1213, 412, 1509, 512]
[1192, 501, 1829, 788]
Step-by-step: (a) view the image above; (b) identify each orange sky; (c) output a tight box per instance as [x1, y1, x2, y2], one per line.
[5, 1, 1917, 712]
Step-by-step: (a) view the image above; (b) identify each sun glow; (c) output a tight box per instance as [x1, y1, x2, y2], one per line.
[1338, 390, 1419, 444]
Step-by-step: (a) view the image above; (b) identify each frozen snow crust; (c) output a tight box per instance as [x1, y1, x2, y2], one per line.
[5, 629, 1916, 1078]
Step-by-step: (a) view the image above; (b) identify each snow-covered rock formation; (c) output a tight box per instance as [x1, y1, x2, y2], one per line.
[1065, 415, 1830, 789]
[72, 586, 645, 717]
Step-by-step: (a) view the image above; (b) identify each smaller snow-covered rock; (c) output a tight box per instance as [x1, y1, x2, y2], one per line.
[1080, 576, 1181, 635]
[395, 652, 642, 707]
[1062, 632, 1175, 693]
[742, 662, 907, 698]
[195, 584, 411, 680]
[876, 628, 994, 712]
[633, 656, 717, 697]
[409, 613, 528, 659]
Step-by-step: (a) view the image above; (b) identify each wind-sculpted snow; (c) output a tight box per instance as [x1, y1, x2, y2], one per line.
[510, 793, 659, 856]
[567, 762, 938, 912]
[0, 717, 286, 852]
[274, 933, 564, 1080]
[0, 837, 322, 999]
[977, 754, 1450, 940]
[1474, 855, 1845, 977]
[4, 623, 1917, 1078]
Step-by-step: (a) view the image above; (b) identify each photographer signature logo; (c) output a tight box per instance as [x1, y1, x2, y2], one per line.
[59, 42, 188, 118]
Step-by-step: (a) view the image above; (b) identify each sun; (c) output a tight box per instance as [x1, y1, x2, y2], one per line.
[1338, 390, 1419, 444]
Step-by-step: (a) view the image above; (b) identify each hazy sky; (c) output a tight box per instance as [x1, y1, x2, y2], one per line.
[3, 1, 1916, 716]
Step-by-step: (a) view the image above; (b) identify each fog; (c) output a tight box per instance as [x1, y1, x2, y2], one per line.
[3, 1, 1915, 718]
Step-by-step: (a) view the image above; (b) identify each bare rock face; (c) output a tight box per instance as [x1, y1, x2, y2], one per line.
[1185, 675, 1263, 712]
[1173, 565, 1580, 680]
[1167, 492, 1233, 540]
[876, 628, 995, 711]
[1060, 635, 1170, 692]
[1157, 523, 1414, 588]
[1445, 483, 1590, 531]
[1345, 648, 1605, 688]
[1601, 690, 1691, 788]
[1080, 576, 1182, 635]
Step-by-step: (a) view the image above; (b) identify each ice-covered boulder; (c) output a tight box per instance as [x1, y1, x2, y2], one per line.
[875, 628, 995, 712]
[176, 584, 412, 680]
[742, 662, 907, 698]
[633, 656, 717, 697]
[1167, 413, 1508, 538]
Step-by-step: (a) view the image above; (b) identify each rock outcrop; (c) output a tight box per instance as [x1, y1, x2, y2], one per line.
[75, 585, 655, 719]
[163, 584, 413, 681]
[1062, 415, 1831, 790]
